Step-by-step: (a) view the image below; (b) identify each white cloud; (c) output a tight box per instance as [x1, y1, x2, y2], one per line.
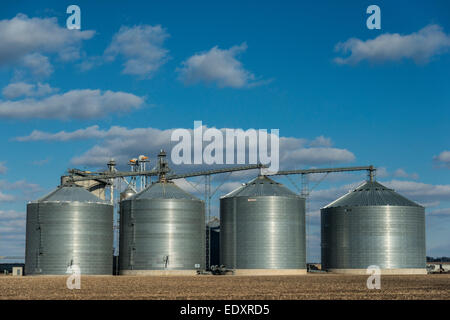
[15, 125, 105, 141]
[0, 162, 6, 174]
[382, 180, 450, 204]
[0, 191, 14, 202]
[0, 219, 25, 234]
[434, 150, 450, 168]
[15, 125, 163, 142]
[393, 168, 419, 180]
[69, 126, 174, 167]
[0, 211, 26, 257]
[0, 179, 42, 203]
[0, 210, 25, 220]
[15, 126, 355, 170]
[376, 167, 389, 178]
[2, 82, 34, 99]
[21, 53, 53, 77]
[420, 201, 441, 208]
[308, 136, 332, 147]
[375, 167, 419, 180]
[0, 14, 94, 74]
[280, 147, 355, 166]
[0, 179, 42, 193]
[104, 25, 169, 77]
[427, 208, 450, 216]
[32, 158, 50, 166]
[178, 43, 262, 88]
[17, 125, 181, 142]
[279, 137, 308, 149]
[0, 89, 144, 120]
[2, 82, 57, 99]
[77, 56, 103, 72]
[334, 25, 450, 65]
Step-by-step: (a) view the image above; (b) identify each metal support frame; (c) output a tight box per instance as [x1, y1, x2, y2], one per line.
[205, 174, 211, 270]
[65, 151, 376, 273]
[271, 165, 375, 176]
[271, 165, 375, 266]
[68, 164, 265, 183]
[300, 174, 309, 263]
[204, 171, 235, 270]
[67, 154, 264, 273]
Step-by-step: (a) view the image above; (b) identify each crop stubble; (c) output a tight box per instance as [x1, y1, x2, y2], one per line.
[0, 274, 449, 300]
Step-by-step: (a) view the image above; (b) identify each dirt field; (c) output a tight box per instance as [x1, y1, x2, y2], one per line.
[0, 274, 449, 300]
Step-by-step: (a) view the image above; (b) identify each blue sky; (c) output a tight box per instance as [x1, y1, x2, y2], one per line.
[0, 0, 449, 262]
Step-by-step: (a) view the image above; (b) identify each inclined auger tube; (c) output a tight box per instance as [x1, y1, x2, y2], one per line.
[26, 154, 424, 278]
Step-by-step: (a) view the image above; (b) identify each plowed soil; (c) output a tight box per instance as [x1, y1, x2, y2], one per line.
[0, 274, 449, 300]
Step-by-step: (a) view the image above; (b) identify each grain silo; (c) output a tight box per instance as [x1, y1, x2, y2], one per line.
[120, 184, 136, 201]
[220, 175, 306, 275]
[119, 181, 205, 275]
[321, 180, 426, 274]
[25, 184, 113, 275]
[206, 217, 220, 269]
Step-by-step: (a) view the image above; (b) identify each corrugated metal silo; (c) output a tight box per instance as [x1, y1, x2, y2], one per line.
[220, 175, 306, 275]
[120, 184, 136, 201]
[321, 180, 426, 274]
[25, 184, 113, 275]
[119, 181, 205, 275]
[206, 217, 220, 269]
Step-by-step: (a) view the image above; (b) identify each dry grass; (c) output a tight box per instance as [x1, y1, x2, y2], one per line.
[0, 274, 449, 300]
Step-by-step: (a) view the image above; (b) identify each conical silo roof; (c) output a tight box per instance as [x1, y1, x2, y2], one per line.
[130, 181, 201, 201]
[323, 180, 422, 208]
[34, 184, 108, 204]
[221, 175, 299, 199]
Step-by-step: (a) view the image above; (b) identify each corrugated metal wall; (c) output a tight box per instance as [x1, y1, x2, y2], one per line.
[321, 206, 426, 269]
[25, 186, 113, 275]
[220, 176, 306, 270]
[321, 181, 426, 270]
[119, 182, 205, 271]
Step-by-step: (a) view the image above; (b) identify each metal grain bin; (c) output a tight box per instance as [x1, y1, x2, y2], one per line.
[220, 175, 306, 275]
[206, 218, 220, 269]
[119, 181, 205, 275]
[321, 180, 426, 274]
[25, 185, 113, 275]
[120, 184, 136, 201]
